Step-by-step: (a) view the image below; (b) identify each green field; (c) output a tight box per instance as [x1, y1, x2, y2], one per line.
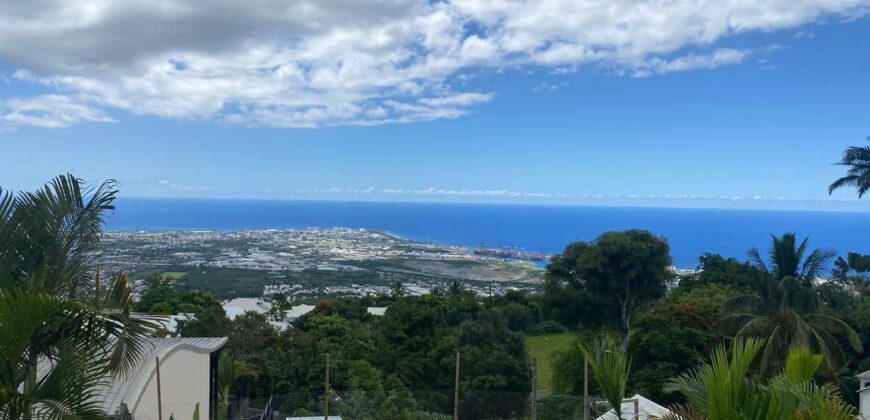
[161, 271, 187, 280]
[525, 333, 574, 391]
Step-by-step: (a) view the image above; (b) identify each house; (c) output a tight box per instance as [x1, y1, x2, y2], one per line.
[93, 337, 227, 420]
[283, 304, 316, 322]
[366, 306, 387, 316]
[595, 394, 670, 420]
[223, 297, 270, 320]
[857, 370, 870, 418]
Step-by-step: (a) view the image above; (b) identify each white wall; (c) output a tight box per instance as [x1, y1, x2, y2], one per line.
[133, 349, 211, 420]
[861, 388, 870, 419]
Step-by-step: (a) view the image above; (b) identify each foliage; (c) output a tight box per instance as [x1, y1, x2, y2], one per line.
[135, 275, 222, 314]
[177, 306, 233, 337]
[674, 253, 767, 295]
[577, 335, 631, 419]
[665, 339, 856, 420]
[829, 139, 870, 198]
[543, 230, 672, 351]
[0, 175, 161, 419]
[723, 233, 861, 376]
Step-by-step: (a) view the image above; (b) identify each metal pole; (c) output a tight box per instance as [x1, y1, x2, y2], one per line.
[324, 353, 330, 420]
[530, 358, 537, 420]
[583, 357, 589, 420]
[453, 353, 461, 420]
[156, 357, 163, 420]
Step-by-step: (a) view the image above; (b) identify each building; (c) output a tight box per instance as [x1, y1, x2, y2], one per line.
[283, 304, 316, 322]
[97, 337, 227, 420]
[366, 307, 387, 316]
[857, 370, 870, 418]
[595, 394, 670, 420]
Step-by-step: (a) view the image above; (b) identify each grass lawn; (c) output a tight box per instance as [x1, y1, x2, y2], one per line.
[525, 332, 574, 391]
[161, 271, 187, 280]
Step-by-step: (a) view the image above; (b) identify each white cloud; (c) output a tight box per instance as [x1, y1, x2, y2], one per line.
[0, 94, 114, 129]
[156, 179, 211, 192]
[0, 0, 866, 129]
[631, 48, 752, 77]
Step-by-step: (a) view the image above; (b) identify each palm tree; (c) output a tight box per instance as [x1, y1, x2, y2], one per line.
[578, 335, 630, 419]
[0, 175, 160, 419]
[722, 233, 861, 376]
[665, 339, 855, 420]
[829, 140, 870, 197]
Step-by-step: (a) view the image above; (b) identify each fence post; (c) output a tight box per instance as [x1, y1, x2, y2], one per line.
[156, 357, 163, 420]
[453, 352, 461, 420]
[530, 358, 537, 420]
[583, 356, 589, 420]
[324, 353, 330, 420]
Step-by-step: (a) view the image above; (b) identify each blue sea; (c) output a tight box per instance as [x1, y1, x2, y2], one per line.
[106, 198, 870, 269]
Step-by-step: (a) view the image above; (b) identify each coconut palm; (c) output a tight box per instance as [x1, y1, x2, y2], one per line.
[722, 233, 861, 377]
[829, 140, 870, 198]
[0, 175, 160, 419]
[664, 338, 855, 420]
[578, 335, 631, 419]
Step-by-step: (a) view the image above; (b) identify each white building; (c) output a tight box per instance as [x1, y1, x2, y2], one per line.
[595, 394, 670, 420]
[223, 297, 270, 320]
[283, 304, 316, 322]
[366, 307, 387, 316]
[857, 370, 870, 419]
[42, 337, 228, 420]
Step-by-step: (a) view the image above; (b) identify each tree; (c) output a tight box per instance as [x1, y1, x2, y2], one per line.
[0, 175, 160, 419]
[665, 339, 855, 420]
[178, 306, 232, 337]
[545, 230, 672, 351]
[829, 139, 870, 197]
[832, 252, 870, 300]
[748, 233, 835, 286]
[723, 233, 862, 376]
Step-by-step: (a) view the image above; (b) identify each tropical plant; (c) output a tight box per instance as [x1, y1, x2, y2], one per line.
[578, 335, 631, 419]
[0, 175, 161, 419]
[722, 233, 861, 376]
[829, 140, 870, 198]
[665, 338, 856, 420]
[832, 252, 870, 300]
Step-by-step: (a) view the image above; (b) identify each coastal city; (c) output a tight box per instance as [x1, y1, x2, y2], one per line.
[99, 228, 547, 300]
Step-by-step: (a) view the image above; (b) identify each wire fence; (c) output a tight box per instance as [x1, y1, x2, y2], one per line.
[227, 391, 614, 420]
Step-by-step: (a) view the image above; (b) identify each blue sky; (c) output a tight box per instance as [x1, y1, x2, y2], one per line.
[1, 1, 869, 211]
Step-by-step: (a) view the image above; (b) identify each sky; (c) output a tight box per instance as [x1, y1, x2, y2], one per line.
[1, 1, 870, 211]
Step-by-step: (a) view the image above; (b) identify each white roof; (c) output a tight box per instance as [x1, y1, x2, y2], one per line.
[857, 370, 870, 380]
[595, 394, 671, 420]
[223, 297, 269, 320]
[283, 304, 316, 320]
[366, 307, 387, 316]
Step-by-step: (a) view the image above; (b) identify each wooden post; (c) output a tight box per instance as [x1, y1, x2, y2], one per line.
[583, 357, 589, 420]
[156, 357, 163, 420]
[323, 353, 330, 420]
[530, 358, 537, 420]
[453, 353, 461, 420]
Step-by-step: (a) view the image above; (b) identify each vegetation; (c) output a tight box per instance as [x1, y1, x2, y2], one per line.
[723, 233, 862, 376]
[4, 173, 870, 419]
[665, 339, 855, 419]
[829, 139, 870, 197]
[542, 230, 672, 351]
[0, 175, 160, 419]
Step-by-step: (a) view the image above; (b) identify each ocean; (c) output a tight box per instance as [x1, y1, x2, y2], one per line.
[106, 198, 870, 269]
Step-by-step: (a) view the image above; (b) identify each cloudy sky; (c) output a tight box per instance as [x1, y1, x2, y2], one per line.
[1, 0, 869, 210]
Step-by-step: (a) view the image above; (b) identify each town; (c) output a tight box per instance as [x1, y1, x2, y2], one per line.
[99, 228, 546, 300]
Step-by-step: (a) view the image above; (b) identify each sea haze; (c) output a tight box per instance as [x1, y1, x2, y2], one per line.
[106, 198, 870, 269]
